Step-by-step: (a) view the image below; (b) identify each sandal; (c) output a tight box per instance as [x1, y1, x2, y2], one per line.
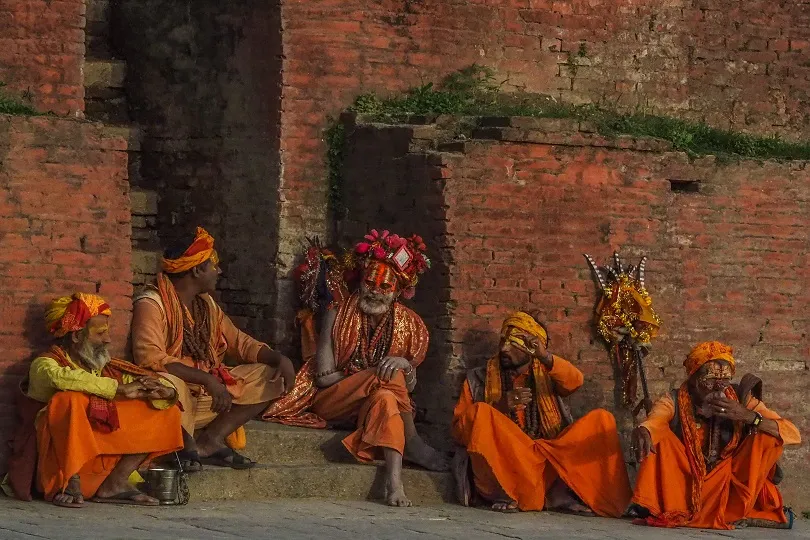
[176, 449, 203, 473]
[90, 490, 159, 506]
[53, 475, 84, 508]
[199, 447, 256, 470]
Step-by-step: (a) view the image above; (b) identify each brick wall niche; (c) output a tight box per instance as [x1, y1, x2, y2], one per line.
[0, 115, 131, 468]
[339, 114, 810, 509]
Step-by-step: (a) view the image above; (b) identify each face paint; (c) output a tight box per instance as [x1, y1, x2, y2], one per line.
[90, 324, 109, 336]
[504, 327, 536, 356]
[696, 360, 734, 391]
[363, 261, 399, 294]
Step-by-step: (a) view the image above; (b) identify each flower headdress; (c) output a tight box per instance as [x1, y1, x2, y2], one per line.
[354, 229, 431, 299]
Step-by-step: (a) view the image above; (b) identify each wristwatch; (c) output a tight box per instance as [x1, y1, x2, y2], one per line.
[751, 411, 763, 428]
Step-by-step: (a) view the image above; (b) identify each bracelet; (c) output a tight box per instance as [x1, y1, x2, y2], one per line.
[751, 411, 763, 428]
[316, 368, 338, 378]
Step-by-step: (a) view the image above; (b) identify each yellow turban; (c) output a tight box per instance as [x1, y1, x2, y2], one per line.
[45, 293, 111, 338]
[161, 227, 218, 274]
[500, 311, 548, 348]
[684, 341, 735, 377]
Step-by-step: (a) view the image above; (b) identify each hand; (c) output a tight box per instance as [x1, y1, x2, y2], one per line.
[116, 381, 146, 399]
[147, 384, 176, 401]
[632, 426, 655, 463]
[205, 376, 232, 414]
[376, 356, 411, 382]
[277, 354, 296, 394]
[706, 395, 756, 424]
[506, 387, 532, 409]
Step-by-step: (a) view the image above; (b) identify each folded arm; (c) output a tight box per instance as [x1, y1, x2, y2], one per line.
[29, 356, 118, 401]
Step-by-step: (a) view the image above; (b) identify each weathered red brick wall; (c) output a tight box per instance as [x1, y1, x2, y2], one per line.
[0, 0, 85, 116]
[340, 117, 810, 508]
[275, 0, 810, 350]
[0, 115, 130, 468]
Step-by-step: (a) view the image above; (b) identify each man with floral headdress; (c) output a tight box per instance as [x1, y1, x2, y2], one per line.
[630, 341, 801, 530]
[3, 293, 183, 508]
[452, 311, 632, 515]
[312, 229, 447, 507]
[131, 227, 296, 470]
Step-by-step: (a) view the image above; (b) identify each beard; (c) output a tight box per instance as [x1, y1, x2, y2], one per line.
[76, 339, 111, 371]
[499, 351, 531, 371]
[358, 285, 395, 316]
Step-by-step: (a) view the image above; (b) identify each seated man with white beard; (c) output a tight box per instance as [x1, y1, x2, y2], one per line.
[312, 229, 448, 507]
[3, 293, 183, 508]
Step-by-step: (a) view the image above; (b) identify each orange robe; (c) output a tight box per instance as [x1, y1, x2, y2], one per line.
[131, 288, 284, 434]
[452, 357, 632, 516]
[37, 391, 183, 500]
[633, 393, 801, 529]
[310, 294, 429, 461]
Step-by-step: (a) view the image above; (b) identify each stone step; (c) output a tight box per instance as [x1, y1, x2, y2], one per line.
[241, 421, 351, 466]
[186, 462, 453, 505]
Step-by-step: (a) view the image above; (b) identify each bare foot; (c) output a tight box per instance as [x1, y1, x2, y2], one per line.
[386, 482, 412, 507]
[546, 480, 594, 515]
[491, 499, 519, 513]
[404, 436, 450, 472]
[53, 475, 84, 508]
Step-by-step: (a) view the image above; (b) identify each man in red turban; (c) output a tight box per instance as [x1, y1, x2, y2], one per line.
[131, 227, 295, 470]
[4, 293, 183, 508]
[630, 341, 801, 529]
[312, 229, 447, 507]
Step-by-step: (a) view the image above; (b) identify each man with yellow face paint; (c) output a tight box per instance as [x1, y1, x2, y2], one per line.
[630, 341, 801, 530]
[312, 229, 447, 507]
[452, 311, 632, 515]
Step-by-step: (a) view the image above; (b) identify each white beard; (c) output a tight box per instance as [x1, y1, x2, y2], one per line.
[77, 339, 111, 371]
[359, 285, 395, 316]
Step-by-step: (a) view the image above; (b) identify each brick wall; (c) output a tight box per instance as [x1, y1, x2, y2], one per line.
[0, 0, 85, 116]
[114, 0, 283, 339]
[274, 0, 810, 352]
[340, 116, 810, 509]
[0, 115, 131, 468]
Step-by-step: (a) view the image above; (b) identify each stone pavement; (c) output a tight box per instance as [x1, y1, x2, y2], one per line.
[0, 498, 806, 540]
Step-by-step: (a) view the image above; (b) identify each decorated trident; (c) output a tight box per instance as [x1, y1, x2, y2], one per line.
[584, 252, 662, 417]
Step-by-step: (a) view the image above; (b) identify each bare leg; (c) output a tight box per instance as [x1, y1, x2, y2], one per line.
[53, 474, 84, 508]
[94, 453, 159, 504]
[384, 447, 411, 507]
[195, 401, 269, 457]
[545, 478, 594, 515]
[401, 412, 449, 472]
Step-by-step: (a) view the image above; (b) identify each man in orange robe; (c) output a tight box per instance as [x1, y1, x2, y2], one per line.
[631, 341, 801, 530]
[131, 227, 296, 470]
[4, 293, 183, 508]
[452, 311, 632, 515]
[312, 229, 447, 507]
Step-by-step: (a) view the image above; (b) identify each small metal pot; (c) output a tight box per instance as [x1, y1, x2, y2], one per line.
[144, 468, 180, 505]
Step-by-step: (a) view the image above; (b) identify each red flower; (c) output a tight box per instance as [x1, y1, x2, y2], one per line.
[355, 242, 371, 254]
[372, 246, 386, 259]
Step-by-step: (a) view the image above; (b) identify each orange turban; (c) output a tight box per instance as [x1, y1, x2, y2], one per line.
[161, 227, 217, 273]
[45, 293, 111, 338]
[684, 341, 735, 377]
[501, 312, 549, 348]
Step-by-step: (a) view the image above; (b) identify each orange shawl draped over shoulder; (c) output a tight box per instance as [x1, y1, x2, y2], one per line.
[332, 293, 429, 370]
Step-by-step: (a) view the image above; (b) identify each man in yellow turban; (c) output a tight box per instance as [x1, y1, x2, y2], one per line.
[630, 341, 801, 529]
[3, 293, 183, 508]
[452, 311, 631, 515]
[130, 228, 296, 470]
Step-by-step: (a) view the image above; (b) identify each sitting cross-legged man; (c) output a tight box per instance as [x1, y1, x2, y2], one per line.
[131, 227, 295, 470]
[312, 229, 448, 507]
[631, 341, 801, 530]
[452, 311, 632, 516]
[3, 293, 183, 508]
